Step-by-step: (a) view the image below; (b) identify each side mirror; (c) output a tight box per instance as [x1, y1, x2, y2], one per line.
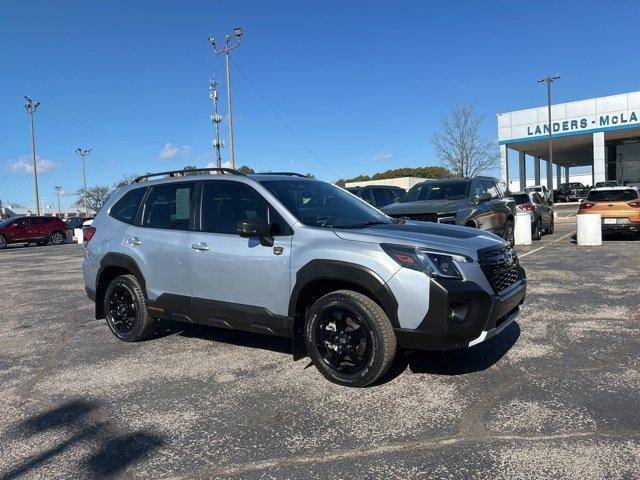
[237, 218, 274, 247]
[475, 192, 492, 203]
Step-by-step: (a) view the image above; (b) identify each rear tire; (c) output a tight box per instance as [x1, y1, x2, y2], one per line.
[49, 231, 65, 245]
[532, 220, 542, 240]
[547, 217, 555, 234]
[0, 235, 6, 250]
[104, 274, 157, 342]
[502, 219, 515, 246]
[304, 290, 396, 387]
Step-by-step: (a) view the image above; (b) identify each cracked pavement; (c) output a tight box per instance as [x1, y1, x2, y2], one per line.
[0, 223, 639, 479]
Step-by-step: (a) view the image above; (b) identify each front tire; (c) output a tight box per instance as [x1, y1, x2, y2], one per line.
[0, 235, 6, 250]
[104, 274, 157, 341]
[304, 290, 397, 387]
[532, 220, 542, 240]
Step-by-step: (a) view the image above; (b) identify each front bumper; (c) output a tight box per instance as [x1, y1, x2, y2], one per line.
[394, 272, 526, 351]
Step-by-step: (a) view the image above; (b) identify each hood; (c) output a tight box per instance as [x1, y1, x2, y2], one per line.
[333, 221, 505, 261]
[381, 199, 464, 215]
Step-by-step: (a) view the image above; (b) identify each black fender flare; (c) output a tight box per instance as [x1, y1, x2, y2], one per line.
[288, 260, 399, 328]
[97, 253, 148, 298]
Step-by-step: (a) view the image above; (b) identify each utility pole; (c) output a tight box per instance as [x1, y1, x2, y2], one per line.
[75, 148, 92, 217]
[24, 96, 42, 215]
[209, 79, 224, 168]
[54, 186, 63, 217]
[209, 27, 243, 169]
[537, 75, 560, 202]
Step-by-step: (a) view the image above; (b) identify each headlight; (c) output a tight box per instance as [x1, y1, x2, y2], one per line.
[381, 244, 470, 279]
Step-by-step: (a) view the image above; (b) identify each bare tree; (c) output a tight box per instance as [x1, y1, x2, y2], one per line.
[75, 185, 111, 214]
[431, 104, 499, 178]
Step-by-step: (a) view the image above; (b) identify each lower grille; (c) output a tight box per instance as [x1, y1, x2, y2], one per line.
[393, 213, 438, 223]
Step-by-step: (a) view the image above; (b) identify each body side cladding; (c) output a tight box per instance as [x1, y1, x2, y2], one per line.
[288, 259, 399, 360]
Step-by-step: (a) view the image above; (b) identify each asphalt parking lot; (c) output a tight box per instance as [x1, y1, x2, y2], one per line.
[1, 223, 639, 479]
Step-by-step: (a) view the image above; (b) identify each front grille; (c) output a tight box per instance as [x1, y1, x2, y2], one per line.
[479, 246, 522, 294]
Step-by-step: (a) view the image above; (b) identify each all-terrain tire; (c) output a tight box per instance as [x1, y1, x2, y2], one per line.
[304, 290, 396, 387]
[502, 219, 515, 246]
[104, 274, 157, 342]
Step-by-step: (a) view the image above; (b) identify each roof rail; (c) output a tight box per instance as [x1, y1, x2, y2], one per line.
[256, 172, 309, 178]
[132, 167, 243, 183]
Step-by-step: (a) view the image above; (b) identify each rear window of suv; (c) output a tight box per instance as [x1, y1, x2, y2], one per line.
[512, 194, 531, 205]
[110, 187, 146, 225]
[586, 189, 638, 202]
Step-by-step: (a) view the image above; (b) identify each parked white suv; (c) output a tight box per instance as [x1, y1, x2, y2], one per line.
[83, 169, 526, 387]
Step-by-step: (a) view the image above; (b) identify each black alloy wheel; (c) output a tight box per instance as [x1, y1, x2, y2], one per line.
[107, 284, 138, 335]
[104, 274, 157, 341]
[304, 290, 396, 387]
[316, 307, 371, 375]
[0, 235, 6, 250]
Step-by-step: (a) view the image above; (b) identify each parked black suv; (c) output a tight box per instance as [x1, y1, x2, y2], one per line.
[381, 177, 516, 244]
[554, 182, 590, 202]
[346, 185, 406, 208]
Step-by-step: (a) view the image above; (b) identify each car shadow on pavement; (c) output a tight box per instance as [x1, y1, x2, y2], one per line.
[3, 399, 164, 480]
[375, 322, 521, 386]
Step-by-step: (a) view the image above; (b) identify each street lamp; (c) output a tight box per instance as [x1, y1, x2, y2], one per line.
[75, 148, 92, 217]
[537, 75, 560, 201]
[54, 186, 63, 217]
[209, 27, 243, 169]
[24, 96, 42, 215]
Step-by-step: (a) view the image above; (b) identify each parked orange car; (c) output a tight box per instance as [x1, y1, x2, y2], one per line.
[578, 187, 640, 235]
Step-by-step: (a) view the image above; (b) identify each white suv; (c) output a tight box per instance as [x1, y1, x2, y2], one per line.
[83, 169, 526, 387]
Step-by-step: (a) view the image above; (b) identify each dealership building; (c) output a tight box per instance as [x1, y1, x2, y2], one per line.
[498, 90, 640, 191]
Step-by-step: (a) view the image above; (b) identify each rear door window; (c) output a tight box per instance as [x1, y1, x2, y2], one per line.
[110, 187, 147, 225]
[586, 189, 639, 202]
[141, 183, 195, 230]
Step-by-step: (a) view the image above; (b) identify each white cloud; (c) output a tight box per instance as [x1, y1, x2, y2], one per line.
[158, 142, 190, 160]
[6, 156, 60, 174]
[371, 150, 394, 162]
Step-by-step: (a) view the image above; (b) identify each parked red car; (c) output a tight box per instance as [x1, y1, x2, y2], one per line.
[0, 216, 68, 249]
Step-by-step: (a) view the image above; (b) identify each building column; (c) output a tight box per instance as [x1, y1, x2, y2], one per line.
[593, 131, 606, 185]
[564, 166, 569, 183]
[556, 164, 562, 189]
[546, 158, 553, 193]
[519, 151, 526, 191]
[500, 144, 509, 183]
[534, 156, 541, 185]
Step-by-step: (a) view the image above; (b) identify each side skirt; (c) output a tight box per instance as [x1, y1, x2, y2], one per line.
[146, 293, 293, 339]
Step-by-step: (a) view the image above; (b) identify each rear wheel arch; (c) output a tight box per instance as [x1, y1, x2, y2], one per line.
[95, 254, 147, 319]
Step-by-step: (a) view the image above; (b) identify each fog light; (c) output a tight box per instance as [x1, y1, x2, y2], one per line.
[448, 304, 470, 327]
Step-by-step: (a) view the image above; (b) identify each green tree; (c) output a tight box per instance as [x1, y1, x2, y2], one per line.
[181, 165, 201, 176]
[344, 166, 450, 183]
[237, 165, 255, 174]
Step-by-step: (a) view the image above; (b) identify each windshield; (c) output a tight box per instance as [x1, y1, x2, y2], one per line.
[512, 194, 531, 205]
[403, 181, 469, 202]
[260, 180, 392, 229]
[587, 189, 638, 202]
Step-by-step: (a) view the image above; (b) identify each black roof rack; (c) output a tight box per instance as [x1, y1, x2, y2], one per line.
[255, 172, 309, 178]
[132, 167, 243, 183]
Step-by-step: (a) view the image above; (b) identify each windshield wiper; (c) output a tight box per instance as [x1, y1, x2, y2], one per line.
[333, 221, 389, 229]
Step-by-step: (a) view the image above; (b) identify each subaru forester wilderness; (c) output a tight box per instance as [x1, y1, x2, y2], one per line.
[83, 169, 526, 387]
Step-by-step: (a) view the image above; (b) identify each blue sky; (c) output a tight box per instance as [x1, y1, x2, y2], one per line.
[1, 0, 639, 210]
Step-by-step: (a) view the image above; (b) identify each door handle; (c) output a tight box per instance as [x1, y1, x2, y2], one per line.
[130, 236, 142, 246]
[191, 242, 210, 251]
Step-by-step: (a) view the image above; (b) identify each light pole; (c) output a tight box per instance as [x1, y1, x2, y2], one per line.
[54, 186, 63, 217]
[24, 96, 42, 215]
[75, 148, 92, 217]
[209, 79, 224, 168]
[209, 27, 243, 169]
[537, 75, 560, 201]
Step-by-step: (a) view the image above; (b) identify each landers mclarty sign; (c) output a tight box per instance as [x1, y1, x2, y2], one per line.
[527, 110, 639, 137]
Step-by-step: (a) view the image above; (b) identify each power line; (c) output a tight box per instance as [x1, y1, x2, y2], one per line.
[229, 57, 338, 177]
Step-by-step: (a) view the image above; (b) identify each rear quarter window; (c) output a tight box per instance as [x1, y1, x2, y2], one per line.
[110, 187, 147, 225]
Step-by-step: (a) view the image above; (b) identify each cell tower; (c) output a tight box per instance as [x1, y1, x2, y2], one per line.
[209, 79, 224, 169]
